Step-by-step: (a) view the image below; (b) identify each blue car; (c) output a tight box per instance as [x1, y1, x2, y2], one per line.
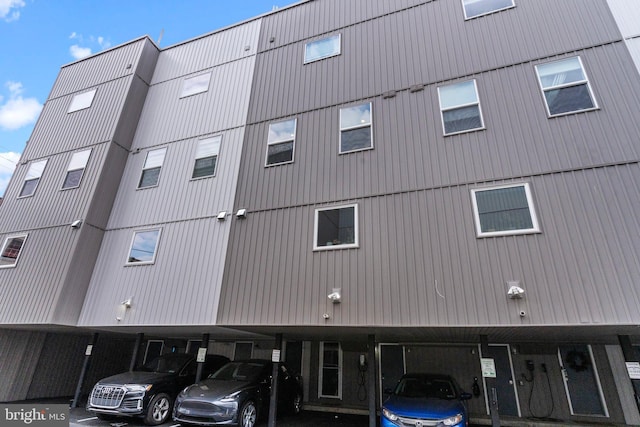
[381, 373, 472, 427]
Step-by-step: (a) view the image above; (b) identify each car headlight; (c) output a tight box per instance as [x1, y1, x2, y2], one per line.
[124, 384, 152, 393]
[218, 391, 241, 403]
[381, 408, 398, 421]
[442, 413, 463, 426]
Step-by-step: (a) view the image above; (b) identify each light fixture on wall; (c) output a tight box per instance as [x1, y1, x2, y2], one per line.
[121, 298, 133, 308]
[507, 281, 525, 299]
[235, 208, 247, 219]
[217, 211, 228, 221]
[70, 219, 83, 229]
[328, 288, 341, 303]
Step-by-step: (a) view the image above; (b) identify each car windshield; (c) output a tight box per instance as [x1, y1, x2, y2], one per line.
[394, 377, 457, 400]
[140, 354, 191, 374]
[209, 362, 266, 381]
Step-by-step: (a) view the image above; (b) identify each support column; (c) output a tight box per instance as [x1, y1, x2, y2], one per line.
[368, 334, 377, 427]
[72, 333, 99, 408]
[480, 335, 500, 427]
[268, 333, 283, 427]
[195, 333, 210, 383]
[619, 335, 640, 414]
[129, 333, 144, 371]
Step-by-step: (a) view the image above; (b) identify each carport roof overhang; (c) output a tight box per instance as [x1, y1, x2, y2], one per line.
[2, 324, 640, 345]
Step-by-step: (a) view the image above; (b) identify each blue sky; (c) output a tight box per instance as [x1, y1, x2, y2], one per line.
[0, 0, 296, 196]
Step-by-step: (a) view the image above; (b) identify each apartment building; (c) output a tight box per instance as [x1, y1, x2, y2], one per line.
[1, 0, 640, 424]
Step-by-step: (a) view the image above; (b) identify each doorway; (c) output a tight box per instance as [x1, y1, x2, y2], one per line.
[480, 344, 521, 417]
[558, 345, 608, 416]
[379, 344, 405, 405]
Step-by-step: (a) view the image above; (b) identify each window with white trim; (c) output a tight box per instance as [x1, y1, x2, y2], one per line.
[304, 34, 341, 64]
[180, 72, 211, 98]
[319, 342, 342, 399]
[62, 149, 91, 190]
[438, 80, 484, 135]
[19, 159, 47, 198]
[462, 0, 515, 19]
[266, 119, 296, 166]
[0, 235, 27, 268]
[535, 56, 597, 117]
[471, 183, 540, 237]
[192, 136, 221, 179]
[314, 204, 358, 250]
[127, 229, 161, 265]
[138, 148, 167, 189]
[68, 89, 97, 113]
[340, 103, 372, 154]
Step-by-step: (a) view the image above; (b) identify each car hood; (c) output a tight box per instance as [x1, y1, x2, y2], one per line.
[97, 371, 175, 386]
[182, 379, 252, 400]
[383, 395, 464, 419]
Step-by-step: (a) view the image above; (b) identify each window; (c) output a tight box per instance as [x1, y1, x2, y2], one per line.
[0, 235, 27, 268]
[234, 342, 253, 360]
[19, 159, 47, 198]
[471, 183, 540, 237]
[535, 56, 597, 117]
[68, 89, 97, 113]
[319, 342, 342, 399]
[127, 229, 161, 265]
[314, 204, 358, 250]
[265, 119, 296, 166]
[180, 72, 211, 98]
[304, 34, 341, 64]
[438, 80, 484, 135]
[462, 0, 515, 19]
[62, 149, 91, 190]
[192, 136, 221, 179]
[138, 148, 167, 189]
[340, 103, 372, 153]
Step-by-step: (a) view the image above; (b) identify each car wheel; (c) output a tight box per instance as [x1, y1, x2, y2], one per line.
[292, 393, 302, 415]
[239, 400, 257, 427]
[144, 393, 172, 425]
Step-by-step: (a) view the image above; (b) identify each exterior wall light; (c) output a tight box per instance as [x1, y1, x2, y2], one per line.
[236, 208, 247, 219]
[217, 211, 228, 221]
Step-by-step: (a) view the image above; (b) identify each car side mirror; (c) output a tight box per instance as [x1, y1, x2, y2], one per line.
[460, 392, 472, 401]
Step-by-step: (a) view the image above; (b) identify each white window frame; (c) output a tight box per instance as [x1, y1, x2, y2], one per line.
[143, 340, 165, 364]
[265, 119, 297, 167]
[318, 342, 343, 399]
[180, 72, 212, 98]
[68, 89, 97, 113]
[535, 56, 598, 118]
[471, 182, 540, 238]
[304, 34, 341, 64]
[314, 204, 359, 251]
[61, 149, 91, 190]
[339, 102, 373, 154]
[18, 159, 48, 198]
[0, 234, 28, 269]
[192, 135, 222, 179]
[126, 228, 162, 266]
[462, 0, 515, 20]
[438, 79, 485, 136]
[138, 147, 167, 189]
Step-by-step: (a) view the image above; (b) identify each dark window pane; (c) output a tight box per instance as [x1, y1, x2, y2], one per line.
[192, 156, 217, 178]
[322, 368, 339, 396]
[545, 84, 594, 115]
[19, 178, 39, 197]
[267, 141, 294, 165]
[443, 105, 482, 134]
[62, 169, 84, 189]
[476, 186, 534, 233]
[341, 126, 372, 152]
[139, 167, 161, 188]
[317, 207, 355, 247]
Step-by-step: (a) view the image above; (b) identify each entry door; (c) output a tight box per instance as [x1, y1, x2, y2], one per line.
[379, 344, 405, 404]
[482, 344, 521, 417]
[558, 345, 609, 416]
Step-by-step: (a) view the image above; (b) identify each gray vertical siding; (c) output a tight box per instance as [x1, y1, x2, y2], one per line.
[219, 164, 640, 327]
[0, 330, 46, 401]
[249, 0, 622, 122]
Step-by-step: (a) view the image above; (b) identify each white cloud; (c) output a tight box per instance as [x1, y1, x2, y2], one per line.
[70, 44, 92, 60]
[0, 81, 42, 131]
[0, 151, 20, 197]
[0, 0, 25, 22]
